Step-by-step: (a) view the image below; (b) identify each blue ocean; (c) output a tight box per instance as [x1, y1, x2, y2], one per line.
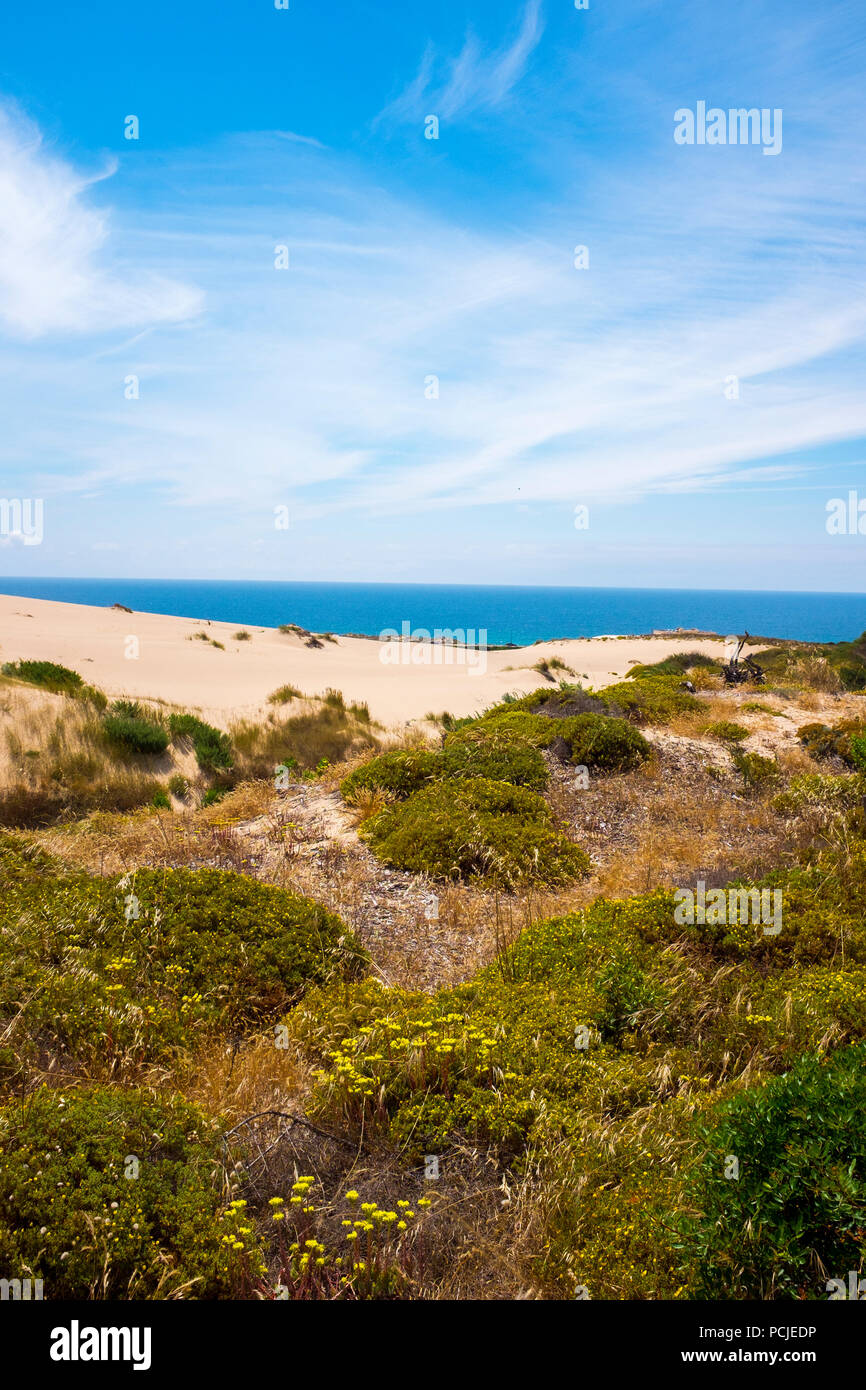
[0, 578, 863, 646]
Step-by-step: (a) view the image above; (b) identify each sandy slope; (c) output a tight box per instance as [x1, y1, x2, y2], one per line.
[0, 592, 735, 728]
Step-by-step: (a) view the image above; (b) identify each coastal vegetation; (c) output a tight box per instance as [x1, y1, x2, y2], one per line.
[0, 667, 379, 827]
[1, 634, 865, 1299]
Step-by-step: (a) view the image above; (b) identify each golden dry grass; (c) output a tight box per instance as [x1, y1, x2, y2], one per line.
[0, 680, 175, 826]
[178, 1034, 312, 1128]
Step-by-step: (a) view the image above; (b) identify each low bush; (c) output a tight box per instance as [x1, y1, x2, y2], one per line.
[731, 749, 780, 790]
[1, 660, 83, 695]
[341, 749, 440, 803]
[744, 965, 866, 1059]
[706, 720, 749, 743]
[596, 675, 701, 725]
[360, 777, 590, 888]
[628, 652, 718, 679]
[679, 1042, 866, 1298]
[0, 1087, 257, 1298]
[459, 709, 559, 744]
[797, 720, 865, 766]
[487, 688, 609, 720]
[268, 685, 301, 704]
[439, 731, 549, 790]
[443, 708, 650, 774]
[0, 831, 62, 882]
[549, 713, 651, 772]
[341, 728, 551, 806]
[297, 908, 666, 1159]
[103, 712, 170, 756]
[169, 713, 233, 771]
[0, 866, 367, 1074]
[202, 786, 228, 806]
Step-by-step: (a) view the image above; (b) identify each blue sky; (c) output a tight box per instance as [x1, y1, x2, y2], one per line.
[1, 0, 865, 591]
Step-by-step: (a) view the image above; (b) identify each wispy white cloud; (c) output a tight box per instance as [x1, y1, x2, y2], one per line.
[2, 0, 866, 592]
[11, 146, 864, 531]
[272, 130, 328, 150]
[375, 0, 544, 127]
[0, 103, 203, 338]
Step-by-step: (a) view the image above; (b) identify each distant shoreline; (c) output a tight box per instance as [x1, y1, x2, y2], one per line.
[0, 578, 862, 646]
[0, 591, 752, 729]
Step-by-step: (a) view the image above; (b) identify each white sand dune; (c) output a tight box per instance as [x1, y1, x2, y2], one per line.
[0, 592, 735, 728]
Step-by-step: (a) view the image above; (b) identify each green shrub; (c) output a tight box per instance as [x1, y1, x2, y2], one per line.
[746, 965, 866, 1058]
[659, 843, 866, 967]
[342, 735, 548, 804]
[103, 713, 170, 756]
[596, 675, 701, 725]
[628, 652, 718, 678]
[151, 789, 170, 809]
[840, 664, 866, 692]
[706, 720, 749, 743]
[169, 714, 233, 771]
[0, 867, 367, 1073]
[168, 773, 189, 798]
[444, 707, 649, 774]
[464, 709, 557, 743]
[360, 777, 589, 888]
[1, 660, 83, 695]
[549, 713, 651, 772]
[341, 749, 440, 804]
[532, 657, 575, 681]
[234, 630, 252, 641]
[798, 720, 865, 765]
[297, 908, 667, 1159]
[439, 729, 549, 790]
[679, 1043, 866, 1299]
[730, 750, 779, 790]
[111, 698, 147, 719]
[487, 688, 609, 721]
[0, 1087, 257, 1298]
[850, 735, 866, 773]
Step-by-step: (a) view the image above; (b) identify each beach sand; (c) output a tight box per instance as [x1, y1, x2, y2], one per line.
[0, 592, 738, 728]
